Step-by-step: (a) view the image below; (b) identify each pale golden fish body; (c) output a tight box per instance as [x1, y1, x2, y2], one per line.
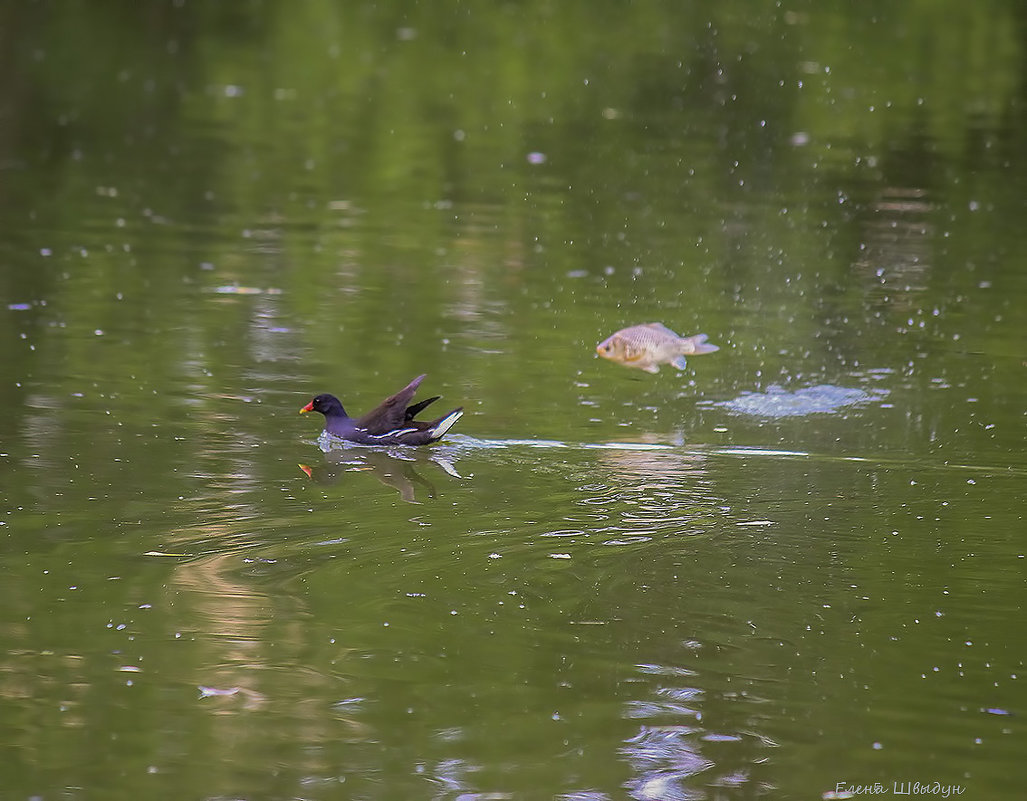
[596, 323, 719, 373]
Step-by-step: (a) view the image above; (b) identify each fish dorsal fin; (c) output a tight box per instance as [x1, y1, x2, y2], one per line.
[644, 322, 681, 338]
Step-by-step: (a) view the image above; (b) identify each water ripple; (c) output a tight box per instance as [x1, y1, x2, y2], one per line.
[622, 661, 776, 800]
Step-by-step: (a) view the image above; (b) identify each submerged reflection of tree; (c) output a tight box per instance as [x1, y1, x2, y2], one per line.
[852, 177, 934, 316]
[299, 446, 462, 503]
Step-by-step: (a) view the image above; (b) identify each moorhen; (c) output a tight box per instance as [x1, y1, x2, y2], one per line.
[300, 374, 463, 446]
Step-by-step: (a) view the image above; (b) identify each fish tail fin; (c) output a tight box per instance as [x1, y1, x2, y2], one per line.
[684, 333, 719, 355]
[428, 408, 463, 441]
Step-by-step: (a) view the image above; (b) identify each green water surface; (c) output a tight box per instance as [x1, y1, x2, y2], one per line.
[1, 2, 1024, 799]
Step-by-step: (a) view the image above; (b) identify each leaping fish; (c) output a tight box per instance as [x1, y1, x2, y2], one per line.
[596, 323, 719, 374]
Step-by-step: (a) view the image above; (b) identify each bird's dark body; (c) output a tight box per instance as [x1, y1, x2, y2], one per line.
[301, 375, 462, 446]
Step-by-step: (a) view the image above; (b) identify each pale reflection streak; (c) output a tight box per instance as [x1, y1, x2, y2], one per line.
[622, 663, 711, 801]
[621, 665, 776, 800]
[169, 550, 272, 710]
[567, 452, 776, 798]
[165, 545, 369, 778]
[575, 447, 720, 546]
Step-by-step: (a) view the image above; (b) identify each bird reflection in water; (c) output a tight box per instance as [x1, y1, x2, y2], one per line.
[299, 446, 463, 503]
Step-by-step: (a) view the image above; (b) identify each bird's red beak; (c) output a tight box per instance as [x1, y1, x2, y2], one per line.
[299, 400, 314, 414]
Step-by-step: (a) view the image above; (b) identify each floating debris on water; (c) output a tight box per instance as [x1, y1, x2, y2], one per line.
[709, 384, 889, 418]
[199, 686, 241, 698]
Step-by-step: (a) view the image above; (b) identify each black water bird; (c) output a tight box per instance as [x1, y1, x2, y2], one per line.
[300, 374, 463, 446]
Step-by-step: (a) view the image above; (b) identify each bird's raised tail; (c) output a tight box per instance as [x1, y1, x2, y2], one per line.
[405, 395, 440, 421]
[428, 408, 463, 442]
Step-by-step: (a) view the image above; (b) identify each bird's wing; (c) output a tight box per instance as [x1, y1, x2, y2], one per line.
[356, 374, 427, 433]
